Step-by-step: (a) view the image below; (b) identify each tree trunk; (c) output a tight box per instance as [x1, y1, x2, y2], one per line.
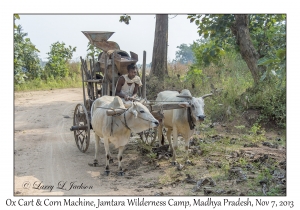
[231, 15, 261, 84]
[150, 14, 168, 78]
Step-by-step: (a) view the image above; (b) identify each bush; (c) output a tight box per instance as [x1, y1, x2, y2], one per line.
[245, 83, 286, 128]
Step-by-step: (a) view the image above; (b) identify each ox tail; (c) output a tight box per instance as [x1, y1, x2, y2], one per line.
[91, 100, 96, 118]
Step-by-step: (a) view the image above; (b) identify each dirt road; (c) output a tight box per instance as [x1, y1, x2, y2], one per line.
[14, 88, 178, 196]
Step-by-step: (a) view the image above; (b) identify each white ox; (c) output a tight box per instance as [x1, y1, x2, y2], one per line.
[91, 96, 159, 175]
[156, 89, 212, 164]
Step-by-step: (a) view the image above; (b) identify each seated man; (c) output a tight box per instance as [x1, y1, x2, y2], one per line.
[115, 64, 142, 107]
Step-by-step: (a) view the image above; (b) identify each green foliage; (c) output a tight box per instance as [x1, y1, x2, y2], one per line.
[14, 14, 20, 29]
[183, 66, 204, 89]
[247, 84, 286, 128]
[14, 24, 42, 83]
[221, 161, 230, 176]
[146, 152, 157, 160]
[175, 43, 195, 64]
[86, 42, 102, 61]
[255, 167, 273, 184]
[249, 14, 286, 58]
[192, 39, 226, 67]
[184, 14, 286, 128]
[247, 123, 266, 144]
[188, 14, 236, 62]
[188, 14, 285, 58]
[15, 61, 81, 91]
[119, 15, 131, 25]
[188, 14, 286, 83]
[258, 48, 286, 86]
[238, 157, 248, 167]
[14, 74, 82, 91]
[44, 42, 76, 79]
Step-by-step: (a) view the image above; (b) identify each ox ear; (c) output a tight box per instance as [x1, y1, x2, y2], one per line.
[179, 102, 190, 108]
[201, 93, 213, 99]
[131, 110, 138, 118]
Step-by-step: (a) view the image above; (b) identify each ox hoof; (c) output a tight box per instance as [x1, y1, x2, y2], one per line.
[88, 160, 100, 167]
[118, 171, 125, 176]
[165, 152, 173, 158]
[171, 161, 177, 166]
[105, 170, 110, 176]
[185, 160, 194, 165]
[109, 158, 114, 164]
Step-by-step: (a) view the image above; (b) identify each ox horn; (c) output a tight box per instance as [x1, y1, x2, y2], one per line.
[201, 93, 213, 99]
[139, 98, 146, 104]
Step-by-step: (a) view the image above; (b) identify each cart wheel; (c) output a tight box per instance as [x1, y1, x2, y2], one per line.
[139, 128, 157, 146]
[73, 103, 90, 152]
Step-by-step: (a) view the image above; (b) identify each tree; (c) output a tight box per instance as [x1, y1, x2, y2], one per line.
[119, 14, 169, 79]
[14, 23, 41, 83]
[44, 42, 76, 78]
[14, 14, 20, 29]
[188, 14, 286, 85]
[150, 14, 169, 78]
[175, 43, 195, 64]
[231, 15, 262, 84]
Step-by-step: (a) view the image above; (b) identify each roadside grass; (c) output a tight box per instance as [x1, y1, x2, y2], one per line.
[14, 75, 82, 91]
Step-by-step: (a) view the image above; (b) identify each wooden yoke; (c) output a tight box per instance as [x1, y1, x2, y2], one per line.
[106, 108, 126, 116]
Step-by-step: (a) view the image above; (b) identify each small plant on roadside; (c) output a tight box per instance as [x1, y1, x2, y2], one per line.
[255, 167, 273, 184]
[248, 123, 266, 144]
[146, 152, 157, 162]
[234, 125, 246, 133]
[221, 160, 230, 176]
[238, 157, 248, 167]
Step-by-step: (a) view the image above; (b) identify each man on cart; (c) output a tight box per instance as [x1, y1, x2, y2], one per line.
[115, 64, 142, 107]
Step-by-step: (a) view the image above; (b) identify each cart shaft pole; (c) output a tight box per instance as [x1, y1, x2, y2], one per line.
[142, 51, 146, 98]
[112, 52, 115, 96]
[103, 53, 108, 96]
[80, 59, 86, 104]
[89, 59, 94, 100]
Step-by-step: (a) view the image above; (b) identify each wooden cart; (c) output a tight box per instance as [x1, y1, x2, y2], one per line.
[70, 31, 183, 152]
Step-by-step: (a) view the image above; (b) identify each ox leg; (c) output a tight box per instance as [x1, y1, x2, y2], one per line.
[157, 124, 163, 146]
[173, 126, 179, 150]
[103, 137, 111, 176]
[89, 134, 101, 167]
[167, 129, 176, 165]
[117, 146, 125, 176]
[166, 129, 173, 153]
[184, 138, 192, 164]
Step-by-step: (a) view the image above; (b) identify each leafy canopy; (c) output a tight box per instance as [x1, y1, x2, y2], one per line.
[175, 43, 195, 64]
[44, 42, 76, 78]
[14, 24, 41, 83]
[187, 14, 286, 81]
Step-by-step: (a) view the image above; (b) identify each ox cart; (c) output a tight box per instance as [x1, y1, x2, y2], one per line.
[70, 31, 183, 153]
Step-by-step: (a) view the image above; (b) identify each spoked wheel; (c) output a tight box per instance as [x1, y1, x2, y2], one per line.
[139, 128, 157, 146]
[73, 103, 90, 153]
